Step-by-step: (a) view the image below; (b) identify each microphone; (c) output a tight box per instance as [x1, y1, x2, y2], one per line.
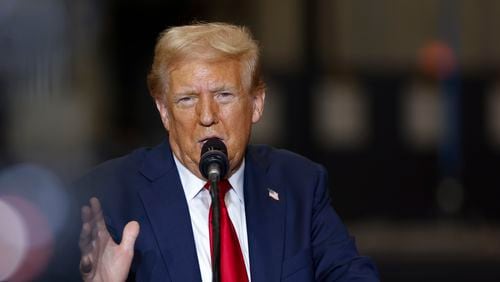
[199, 138, 229, 182]
[199, 138, 228, 282]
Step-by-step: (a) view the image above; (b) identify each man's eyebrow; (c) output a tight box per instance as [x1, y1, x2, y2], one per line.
[173, 89, 198, 96]
[209, 85, 237, 92]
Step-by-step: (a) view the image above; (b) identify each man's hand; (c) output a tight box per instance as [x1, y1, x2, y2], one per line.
[79, 197, 140, 282]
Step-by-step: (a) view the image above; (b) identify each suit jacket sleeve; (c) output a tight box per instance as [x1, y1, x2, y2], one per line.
[311, 165, 379, 282]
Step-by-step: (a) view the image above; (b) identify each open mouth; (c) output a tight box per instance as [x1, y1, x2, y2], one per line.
[199, 136, 224, 146]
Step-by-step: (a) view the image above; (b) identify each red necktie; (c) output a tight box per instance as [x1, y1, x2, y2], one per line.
[206, 180, 249, 282]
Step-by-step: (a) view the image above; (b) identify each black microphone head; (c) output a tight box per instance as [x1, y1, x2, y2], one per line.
[199, 138, 229, 180]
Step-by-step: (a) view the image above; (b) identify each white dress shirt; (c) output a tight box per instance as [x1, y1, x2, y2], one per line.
[173, 156, 250, 282]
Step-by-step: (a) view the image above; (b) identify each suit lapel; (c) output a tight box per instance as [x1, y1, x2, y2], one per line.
[244, 147, 286, 281]
[137, 141, 202, 282]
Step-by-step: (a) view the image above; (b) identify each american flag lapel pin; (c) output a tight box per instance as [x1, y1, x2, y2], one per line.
[268, 188, 279, 201]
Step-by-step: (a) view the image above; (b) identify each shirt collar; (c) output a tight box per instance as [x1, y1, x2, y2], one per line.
[173, 155, 245, 203]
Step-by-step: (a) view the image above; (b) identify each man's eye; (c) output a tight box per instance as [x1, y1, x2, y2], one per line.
[216, 92, 235, 103]
[176, 96, 196, 106]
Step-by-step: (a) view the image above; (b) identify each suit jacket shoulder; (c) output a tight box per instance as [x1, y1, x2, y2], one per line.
[247, 144, 326, 181]
[75, 141, 176, 239]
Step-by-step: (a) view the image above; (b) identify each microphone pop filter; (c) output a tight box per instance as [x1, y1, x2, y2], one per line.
[199, 138, 229, 180]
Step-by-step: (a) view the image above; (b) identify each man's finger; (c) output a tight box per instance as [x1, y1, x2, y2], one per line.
[89, 197, 103, 218]
[121, 221, 140, 252]
[81, 205, 92, 223]
[79, 254, 93, 274]
[89, 197, 106, 230]
[79, 222, 92, 252]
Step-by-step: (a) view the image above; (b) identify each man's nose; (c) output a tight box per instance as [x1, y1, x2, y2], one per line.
[197, 94, 218, 126]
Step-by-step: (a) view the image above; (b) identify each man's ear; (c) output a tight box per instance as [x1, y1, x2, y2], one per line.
[251, 88, 266, 124]
[155, 98, 170, 131]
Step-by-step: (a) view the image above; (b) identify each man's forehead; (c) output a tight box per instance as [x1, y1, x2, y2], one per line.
[170, 56, 241, 72]
[168, 60, 244, 89]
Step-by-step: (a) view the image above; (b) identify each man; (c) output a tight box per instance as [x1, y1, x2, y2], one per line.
[78, 22, 379, 282]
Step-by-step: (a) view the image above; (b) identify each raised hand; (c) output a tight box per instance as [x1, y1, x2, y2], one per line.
[79, 197, 140, 282]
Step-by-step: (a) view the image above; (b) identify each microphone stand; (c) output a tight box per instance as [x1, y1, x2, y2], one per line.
[209, 174, 221, 282]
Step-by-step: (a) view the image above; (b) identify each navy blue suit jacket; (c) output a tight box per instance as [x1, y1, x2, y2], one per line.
[79, 140, 379, 281]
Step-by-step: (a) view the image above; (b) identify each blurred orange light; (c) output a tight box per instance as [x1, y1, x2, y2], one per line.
[418, 40, 457, 80]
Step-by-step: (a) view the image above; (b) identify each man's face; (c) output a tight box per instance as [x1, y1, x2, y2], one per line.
[155, 58, 265, 179]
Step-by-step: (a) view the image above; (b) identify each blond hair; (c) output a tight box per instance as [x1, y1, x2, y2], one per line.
[147, 22, 263, 101]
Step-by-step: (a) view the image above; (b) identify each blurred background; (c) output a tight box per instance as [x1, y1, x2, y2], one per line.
[1, 0, 500, 281]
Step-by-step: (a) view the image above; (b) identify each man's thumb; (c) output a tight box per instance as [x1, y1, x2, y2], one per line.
[121, 221, 140, 252]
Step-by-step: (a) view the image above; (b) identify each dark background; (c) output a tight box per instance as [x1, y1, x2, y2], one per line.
[1, 0, 499, 281]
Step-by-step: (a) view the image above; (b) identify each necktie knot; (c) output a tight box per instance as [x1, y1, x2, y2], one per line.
[204, 179, 231, 198]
